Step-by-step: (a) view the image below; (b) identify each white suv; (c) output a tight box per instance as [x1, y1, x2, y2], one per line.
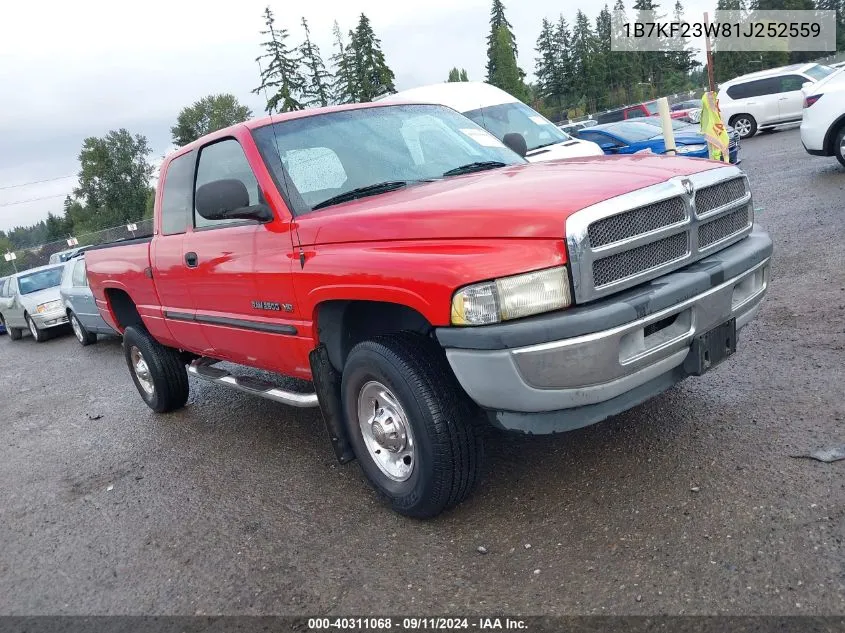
[801, 68, 845, 167]
[718, 63, 836, 139]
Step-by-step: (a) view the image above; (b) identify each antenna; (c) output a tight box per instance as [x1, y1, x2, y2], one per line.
[256, 57, 307, 267]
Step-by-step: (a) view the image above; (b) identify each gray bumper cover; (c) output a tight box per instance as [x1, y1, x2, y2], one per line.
[436, 229, 772, 434]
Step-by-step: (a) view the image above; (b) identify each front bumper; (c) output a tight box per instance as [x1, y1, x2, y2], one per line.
[32, 310, 69, 329]
[436, 229, 772, 434]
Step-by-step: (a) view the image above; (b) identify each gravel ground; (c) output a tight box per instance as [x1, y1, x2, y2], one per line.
[1, 127, 843, 616]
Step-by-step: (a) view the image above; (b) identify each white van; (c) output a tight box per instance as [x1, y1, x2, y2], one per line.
[380, 82, 603, 161]
[717, 63, 836, 139]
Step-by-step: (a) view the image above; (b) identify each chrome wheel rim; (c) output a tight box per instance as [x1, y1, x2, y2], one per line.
[130, 346, 155, 396]
[28, 318, 38, 338]
[839, 136, 845, 159]
[357, 380, 415, 482]
[71, 315, 84, 343]
[734, 118, 752, 138]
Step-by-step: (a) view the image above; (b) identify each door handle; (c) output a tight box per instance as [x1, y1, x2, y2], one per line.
[185, 252, 199, 268]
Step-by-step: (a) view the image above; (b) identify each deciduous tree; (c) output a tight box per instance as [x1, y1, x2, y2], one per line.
[171, 94, 252, 146]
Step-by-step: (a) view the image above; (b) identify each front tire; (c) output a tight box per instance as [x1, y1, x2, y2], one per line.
[70, 312, 97, 346]
[26, 314, 47, 343]
[730, 114, 757, 139]
[835, 126, 845, 168]
[123, 326, 189, 413]
[4, 314, 22, 341]
[341, 333, 483, 518]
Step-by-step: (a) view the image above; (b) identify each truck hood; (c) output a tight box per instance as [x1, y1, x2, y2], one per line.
[295, 155, 723, 245]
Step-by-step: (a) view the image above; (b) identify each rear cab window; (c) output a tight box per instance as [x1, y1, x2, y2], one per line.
[160, 152, 195, 235]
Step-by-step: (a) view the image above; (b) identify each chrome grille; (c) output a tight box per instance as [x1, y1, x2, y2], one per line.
[593, 233, 689, 288]
[699, 205, 752, 248]
[694, 178, 746, 215]
[588, 197, 686, 248]
[566, 166, 754, 303]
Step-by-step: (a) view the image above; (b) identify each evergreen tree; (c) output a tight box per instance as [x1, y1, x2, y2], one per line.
[571, 10, 598, 111]
[299, 17, 331, 107]
[447, 67, 470, 81]
[349, 13, 396, 102]
[489, 26, 530, 101]
[486, 0, 520, 82]
[253, 7, 305, 113]
[330, 21, 358, 104]
[553, 16, 574, 110]
[534, 18, 558, 103]
[594, 6, 613, 110]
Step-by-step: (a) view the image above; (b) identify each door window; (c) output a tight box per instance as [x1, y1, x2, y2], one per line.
[71, 259, 88, 287]
[779, 75, 806, 92]
[194, 139, 260, 229]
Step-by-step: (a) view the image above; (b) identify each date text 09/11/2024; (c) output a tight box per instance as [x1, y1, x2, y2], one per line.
[306, 617, 528, 630]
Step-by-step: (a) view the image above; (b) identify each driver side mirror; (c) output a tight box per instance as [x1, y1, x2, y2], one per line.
[502, 132, 528, 158]
[195, 179, 273, 223]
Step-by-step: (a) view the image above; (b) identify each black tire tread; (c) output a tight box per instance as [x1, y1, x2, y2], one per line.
[123, 326, 189, 413]
[70, 312, 97, 346]
[730, 114, 757, 139]
[835, 127, 845, 168]
[25, 315, 47, 343]
[348, 332, 483, 517]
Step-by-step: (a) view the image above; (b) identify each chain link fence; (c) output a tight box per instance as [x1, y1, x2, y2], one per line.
[1, 218, 154, 276]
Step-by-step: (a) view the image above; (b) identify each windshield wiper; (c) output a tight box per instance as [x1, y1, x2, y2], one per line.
[442, 161, 507, 177]
[526, 141, 559, 154]
[312, 181, 427, 210]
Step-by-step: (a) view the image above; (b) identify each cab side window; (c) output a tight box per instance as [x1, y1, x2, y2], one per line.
[194, 139, 260, 229]
[779, 75, 806, 92]
[72, 259, 88, 287]
[0, 278, 8, 297]
[160, 152, 195, 236]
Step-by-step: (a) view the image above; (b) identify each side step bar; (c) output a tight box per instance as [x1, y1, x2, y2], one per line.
[188, 358, 319, 408]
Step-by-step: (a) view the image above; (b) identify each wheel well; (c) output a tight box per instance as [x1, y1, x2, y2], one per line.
[315, 300, 433, 372]
[729, 113, 753, 124]
[824, 114, 845, 155]
[105, 289, 144, 331]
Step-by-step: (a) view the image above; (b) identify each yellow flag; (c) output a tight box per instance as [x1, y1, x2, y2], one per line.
[700, 92, 730, 163]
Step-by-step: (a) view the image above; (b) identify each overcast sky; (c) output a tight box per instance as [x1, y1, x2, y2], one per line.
[0, 0, 714, 233]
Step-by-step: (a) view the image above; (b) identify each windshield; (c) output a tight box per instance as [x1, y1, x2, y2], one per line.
[18, 267, 63, 295]
[644, 101, 660, 115]
[462, 101, 571, 151]
[804, 64, 835, 81]
[606, 121, 667, 143]
[252, 105, 524, 213]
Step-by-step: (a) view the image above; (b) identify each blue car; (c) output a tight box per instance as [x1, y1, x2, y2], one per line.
[576, 120, 740, 163]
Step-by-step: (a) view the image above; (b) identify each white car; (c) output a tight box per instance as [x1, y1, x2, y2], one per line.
[801, 67, 845, 167]
[379, 82, 604, 161]
[717, 63, 836, 139]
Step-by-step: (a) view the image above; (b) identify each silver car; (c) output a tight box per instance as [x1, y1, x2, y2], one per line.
[59, 256, 116, 345]
[0, 264, 69, 342]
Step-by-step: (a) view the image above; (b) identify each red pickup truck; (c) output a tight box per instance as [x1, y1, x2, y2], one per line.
[87, 102, 772, 517]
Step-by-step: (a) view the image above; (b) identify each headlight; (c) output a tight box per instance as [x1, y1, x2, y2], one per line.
[676, 144, 707, 154]
[36, 300, 63, 314]
[451, 266, 572, 326]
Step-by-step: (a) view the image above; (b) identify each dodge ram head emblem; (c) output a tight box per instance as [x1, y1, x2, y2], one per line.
[682, 179, 694, 196]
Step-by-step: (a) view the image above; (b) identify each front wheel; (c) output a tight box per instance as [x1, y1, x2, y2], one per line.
[835, 126, 845, 168]
[26, 315, 47, 343]
[730, 114, 757, 139]
[70, 312, 97, 346]
[341, 333, 483, 518]
[123, 326, 189, 413]
[4, 314, 22, 341]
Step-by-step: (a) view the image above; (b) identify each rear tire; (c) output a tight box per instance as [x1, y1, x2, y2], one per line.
[730, 114, 757, 139]
[5, 314, 22, 341]
[341, 332, 483, 518]
[70, 312, 97, 346]
[26, 314, 47, 343]
[123, 326, 189, 413]
[835, 126, 845, 168]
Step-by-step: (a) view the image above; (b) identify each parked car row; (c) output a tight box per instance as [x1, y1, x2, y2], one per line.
[574, 118, 741, 164]
[0, 254, 116, 345]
